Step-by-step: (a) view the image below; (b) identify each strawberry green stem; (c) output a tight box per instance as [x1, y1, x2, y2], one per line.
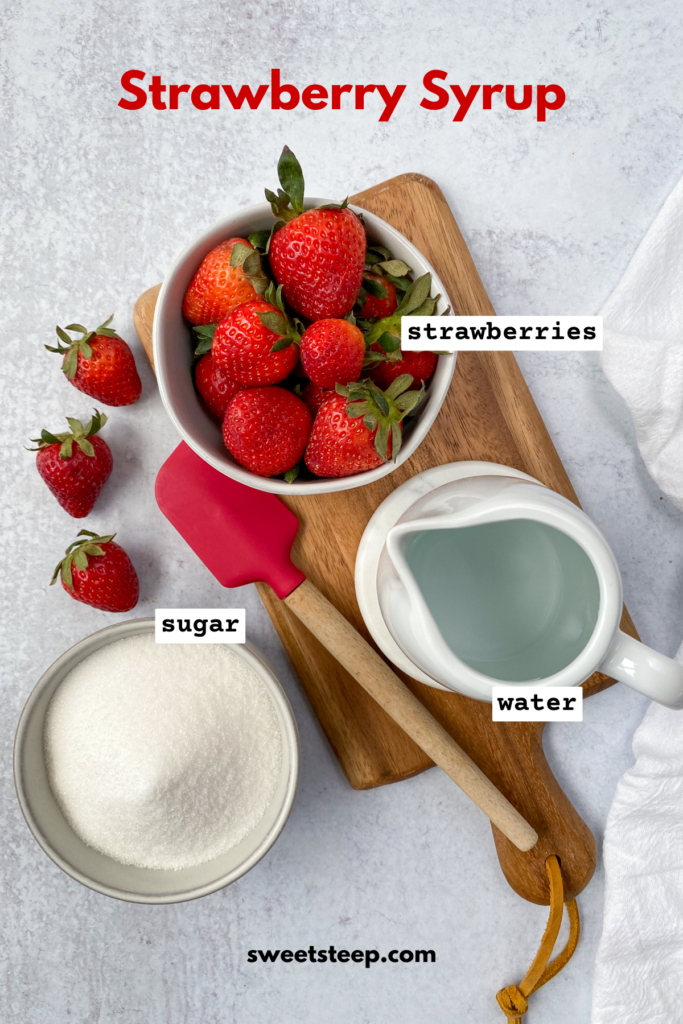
[29, 410, 107, 458]
[45, 317, 120, 380]
[336, 375, 424, 462]
[51, 529, 115, 590]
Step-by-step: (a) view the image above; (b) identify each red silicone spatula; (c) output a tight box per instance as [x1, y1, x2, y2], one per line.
[155, 442, 537, 852]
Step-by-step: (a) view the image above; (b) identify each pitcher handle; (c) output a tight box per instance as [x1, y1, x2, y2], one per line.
[599, 630, 683, 708]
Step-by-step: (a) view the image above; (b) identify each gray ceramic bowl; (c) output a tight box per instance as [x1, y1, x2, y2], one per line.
[153, 200, 456, 495]
[14, 618, 299, 904]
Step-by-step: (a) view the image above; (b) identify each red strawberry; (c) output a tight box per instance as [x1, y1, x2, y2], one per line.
[266, 147, 365, 321]
[47, 317, 141, 407]
[223, 387, 312, 478]
[305, 376, 423, 478]
[368, 349, 438, 390]
[195, 353, 243, 420]
[358, 273, 398, 319]
[301, 381, 332, 416]
[212, 288, 300, 386]
[299, 319, 365, 389]
[31, 410, 113, 518]
[51, 530, 139, 612]
[182, 238, 267, 326]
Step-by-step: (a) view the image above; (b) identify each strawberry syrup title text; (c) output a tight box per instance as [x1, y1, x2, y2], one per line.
[118, 69, 566, 123]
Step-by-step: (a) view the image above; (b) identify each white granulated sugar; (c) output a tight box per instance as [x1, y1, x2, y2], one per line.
[44, 634, 283, 870]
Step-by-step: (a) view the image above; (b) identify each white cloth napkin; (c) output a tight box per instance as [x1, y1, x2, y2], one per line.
[600, 174, 683, 511]
[592, 177, 683, 1022]
[592, 694, 683, 1023]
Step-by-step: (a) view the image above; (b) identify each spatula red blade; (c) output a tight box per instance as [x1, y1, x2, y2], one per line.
[155, 442, 306, 599]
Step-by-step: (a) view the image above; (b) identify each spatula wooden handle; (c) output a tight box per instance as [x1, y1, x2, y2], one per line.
[284, 579, 538, 852]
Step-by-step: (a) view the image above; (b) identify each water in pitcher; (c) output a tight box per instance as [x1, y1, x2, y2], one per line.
[403, 519, 600, 682]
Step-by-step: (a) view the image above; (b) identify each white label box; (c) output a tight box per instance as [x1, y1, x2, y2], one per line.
[492, 686, 583, 721]
[155, 609, 246, 643]
[401, 316, 602, 352]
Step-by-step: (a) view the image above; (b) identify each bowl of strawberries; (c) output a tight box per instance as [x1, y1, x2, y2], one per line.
[154, 148, 456, 494]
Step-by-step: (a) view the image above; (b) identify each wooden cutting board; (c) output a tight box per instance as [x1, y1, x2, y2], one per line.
[134, 173, 638, 905]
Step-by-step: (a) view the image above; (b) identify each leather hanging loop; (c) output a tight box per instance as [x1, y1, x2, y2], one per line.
[496, 855, 581, 1022]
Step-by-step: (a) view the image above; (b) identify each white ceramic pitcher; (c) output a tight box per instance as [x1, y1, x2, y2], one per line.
[355, 461, 683, 707]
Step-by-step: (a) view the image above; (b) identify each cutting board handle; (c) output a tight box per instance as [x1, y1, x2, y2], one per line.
[284, 579, 538, 853]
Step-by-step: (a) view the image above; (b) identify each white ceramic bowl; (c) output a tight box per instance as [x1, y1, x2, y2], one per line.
[153, 200, 456, 495]
[14, 619, 300, 904]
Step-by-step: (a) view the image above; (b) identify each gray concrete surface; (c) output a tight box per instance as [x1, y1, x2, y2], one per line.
[1, 2, 682, 1021]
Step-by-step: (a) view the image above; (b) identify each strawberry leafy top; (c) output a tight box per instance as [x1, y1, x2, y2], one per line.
[262, 147, 350, 247]
[258, 282, 304, 351]
[51, 529, 115, 591]
[355, 246, 413, 311]
[336, 375, 424, 462]
[46, 316, 119, 380]
[361, 273, 444, 366]
[192, 323, 217, 357]
[228, 241, 269, 294]
[266, 146, 306, 220]
[29, 409, 107, 459]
